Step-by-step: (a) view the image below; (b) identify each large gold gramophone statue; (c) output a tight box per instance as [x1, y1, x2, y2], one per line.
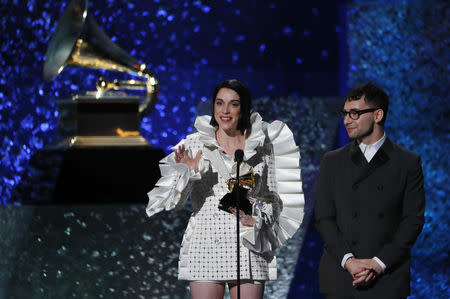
[43, 0, 159, 147]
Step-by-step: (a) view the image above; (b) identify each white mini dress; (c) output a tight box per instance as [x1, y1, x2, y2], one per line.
[146, 112, 304, 281]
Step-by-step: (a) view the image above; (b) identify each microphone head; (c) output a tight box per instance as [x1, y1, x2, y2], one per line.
[234, 149, 244, 162]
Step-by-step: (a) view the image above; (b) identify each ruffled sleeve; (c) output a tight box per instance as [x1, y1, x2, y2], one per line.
[146, 137, 207, 218]
[241, 118, 304, 254]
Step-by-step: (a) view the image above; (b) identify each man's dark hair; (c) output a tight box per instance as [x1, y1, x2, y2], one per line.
[210, 79, 252, 133]
[347, 82, 389, 125]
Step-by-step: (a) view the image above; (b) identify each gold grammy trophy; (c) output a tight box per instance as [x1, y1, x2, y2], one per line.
[43, 0, 159, 147]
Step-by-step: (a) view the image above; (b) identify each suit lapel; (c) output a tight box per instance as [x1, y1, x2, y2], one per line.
[351, 138, 392, 188]
[350, 141, 365, 166]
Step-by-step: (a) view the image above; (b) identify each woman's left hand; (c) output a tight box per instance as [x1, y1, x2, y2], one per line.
[229, 208, 257, 227]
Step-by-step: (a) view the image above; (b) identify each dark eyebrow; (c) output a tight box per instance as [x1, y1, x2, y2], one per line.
[215, 98, 240, 102]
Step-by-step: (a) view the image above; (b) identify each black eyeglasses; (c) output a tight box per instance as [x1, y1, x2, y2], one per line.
[340, 108, 378, 120]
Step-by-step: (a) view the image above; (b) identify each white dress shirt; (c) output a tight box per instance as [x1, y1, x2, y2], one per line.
[359, 133, 386, 163]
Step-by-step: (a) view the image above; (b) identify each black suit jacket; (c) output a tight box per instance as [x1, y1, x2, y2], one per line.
[315, 138, 425, 298]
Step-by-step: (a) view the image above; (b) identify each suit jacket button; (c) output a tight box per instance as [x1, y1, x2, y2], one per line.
[378, 212, 384, 219]
[377, 184, 384, 191]
[352, 240, 358, 246]
[352, 212, 358, 219]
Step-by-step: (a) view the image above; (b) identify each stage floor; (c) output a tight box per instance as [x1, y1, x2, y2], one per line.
[0, 204, 315, 298]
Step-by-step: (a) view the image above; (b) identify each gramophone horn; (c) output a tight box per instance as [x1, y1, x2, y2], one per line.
[43, 0, 158, 116]
[43, 0, 87, 80]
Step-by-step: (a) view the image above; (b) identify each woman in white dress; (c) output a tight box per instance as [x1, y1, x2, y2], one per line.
[146, 79, 304, 299]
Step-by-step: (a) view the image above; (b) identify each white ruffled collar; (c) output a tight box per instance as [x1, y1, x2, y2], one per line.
[194, 112, 266, 160]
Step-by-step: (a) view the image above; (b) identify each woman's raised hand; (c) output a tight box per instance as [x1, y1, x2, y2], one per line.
[174, 144, 202, 172]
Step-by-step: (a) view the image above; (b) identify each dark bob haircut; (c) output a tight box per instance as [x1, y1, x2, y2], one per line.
[210, 79, 252, 133]
[346, 82, 389, 125]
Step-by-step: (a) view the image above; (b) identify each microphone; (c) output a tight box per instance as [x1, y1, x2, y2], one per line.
[234, 149, 244, 163]
[233, 148, 244, 298]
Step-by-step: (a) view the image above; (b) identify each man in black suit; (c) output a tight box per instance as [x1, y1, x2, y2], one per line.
[315, 83, 425, 299]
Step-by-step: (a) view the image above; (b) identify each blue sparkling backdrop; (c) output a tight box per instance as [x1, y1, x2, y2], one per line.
[0, 0, 341, 204]
[347, 1, 449, 298]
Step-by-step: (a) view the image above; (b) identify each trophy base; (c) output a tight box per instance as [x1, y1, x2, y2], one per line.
[52, 95, 151, 148]
[13, 143, 166, 204]
[56, 95, 142, 137]
[58, 135, 151, 148]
